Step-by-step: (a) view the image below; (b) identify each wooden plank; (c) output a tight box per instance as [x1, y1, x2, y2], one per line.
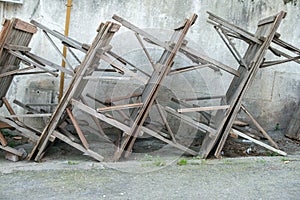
[180, 45, 240, 77]
[261, 55, 300, 68]
[13, 99, 41, 114]
[241, 105, 279, 148]
[30, 20, 86, 52]
[2, 97, 18, 121]
[113, 14, 240, 77]
[155, 102, 176, 142]
[214, 26, 248, 68]
[180, 95, 225, 102]
[232, 129, 287, 156]
[165, 106, 216, 134]
[2, 113, 52, 118]
[104, 92, 142, 104]
[4, 44, 31, 52]
[14, 18, 37, 34]
[0, 117, 39, 142]
[273, 37, 300, 54]
[207, 11, 261, 44]
[178, 105, 230, 113]
[107, 50, 151, 77]
[199, 11, 286, 159]
[168, 64, 210, 75]
[141, 126, 198, 156]
[83, 76, 132, 81]
[80, 96, 109, 141]
[71, 99, 197, 156]
[96, 103, 143, 112]
[42, 30, 73, 71]
[213, 11, 287, 158]
[0, 145, 23, 157]
[29, 22, 120, 161]
[0, 121, 13, 129]
[66, 108, 89, 149]
[7, 50, 59, 77]
[113, 14, 198, 161]
[0, 66, 35, 78]
[52, 130, 104, 161]
[258, 15, 278, 26]
[233, 120, 248, 127]
[134, 33, 156, 71]
[100, 54, 148, 84]
[0, 18, 36, 106]
[0, 131, 7, 146]
[24, 52, 74, 76]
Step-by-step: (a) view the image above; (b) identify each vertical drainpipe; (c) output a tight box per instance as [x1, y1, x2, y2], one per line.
[58, 0, 72, 101]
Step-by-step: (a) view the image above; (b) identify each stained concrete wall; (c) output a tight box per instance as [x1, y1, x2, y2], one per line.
[0, 0, 299, 131]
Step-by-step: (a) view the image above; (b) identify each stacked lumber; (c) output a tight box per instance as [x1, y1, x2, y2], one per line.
[0, 11, 299, 162]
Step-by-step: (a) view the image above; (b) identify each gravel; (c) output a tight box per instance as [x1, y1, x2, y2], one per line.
[0, 155, 299, 200]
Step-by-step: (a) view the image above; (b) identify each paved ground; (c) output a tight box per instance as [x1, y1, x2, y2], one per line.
[0, 155, 299, 200]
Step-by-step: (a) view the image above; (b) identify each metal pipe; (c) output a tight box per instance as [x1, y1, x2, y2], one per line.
[59, 0, 72, 101]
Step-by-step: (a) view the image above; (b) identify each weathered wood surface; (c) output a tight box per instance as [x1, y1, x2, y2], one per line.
[232, 129, 287, 156]
[71, 99, 197, 156]
[0, 18, 36, 106]
[200, 11, 287, 158]
[178, 105, 230, 113]
[29, 21, 120, 161]
[241, 105, 279, 148]
[52, 131, 104, 161]
[113, 15, 239, 77]
[112, 14, 198, 161]
[0, 145, 24, 157]
[0, 131, 7, 146]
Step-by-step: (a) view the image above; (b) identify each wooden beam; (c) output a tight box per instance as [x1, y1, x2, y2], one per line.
[113, 14, 240, 77]
[0, 66, 35, 78]
[14, 18, 37, 33]
[165, 106, 216, 134]
[71, 99, 197, 156]
[7, 50, 58, 77]
[213, 11, 287, 159]
[30, 20, 86, 52]
[0, 145, 23, 157]
[52, 130, 104, 161]
[0, 121, 13, 129]
[66, 108, 89, 149]
[261, 55, 300, 68]
[29, 21, 121, 161]
[4, 44, 31, 52]
[0, 117, 39, 142]
[83, 76, 132, 81]
[97, 103, 143, 112]
[104, 92, 142, 104]
[178, 105, 230, 113]
[134, 33, 157, 71]
[232, 129, 286, 156]
[2, 113, 52, 118]
[241, 105, 279, 148]
[0, 131, 7, 146]
[24, 52, 74, 76]
[180, 95, 225, 102]
[168, 64, 210, 75]
[155, 101, 176, 143]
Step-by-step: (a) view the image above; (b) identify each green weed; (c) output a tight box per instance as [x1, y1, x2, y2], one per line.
[177, 159, 188, 166]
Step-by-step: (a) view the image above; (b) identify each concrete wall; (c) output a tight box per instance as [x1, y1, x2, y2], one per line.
[0, 0, 299, 131]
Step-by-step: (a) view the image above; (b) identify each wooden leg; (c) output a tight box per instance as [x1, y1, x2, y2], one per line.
[0, 131, 8, 147]
[66, 108, 89, 149]
[241, 105, 279, 149]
